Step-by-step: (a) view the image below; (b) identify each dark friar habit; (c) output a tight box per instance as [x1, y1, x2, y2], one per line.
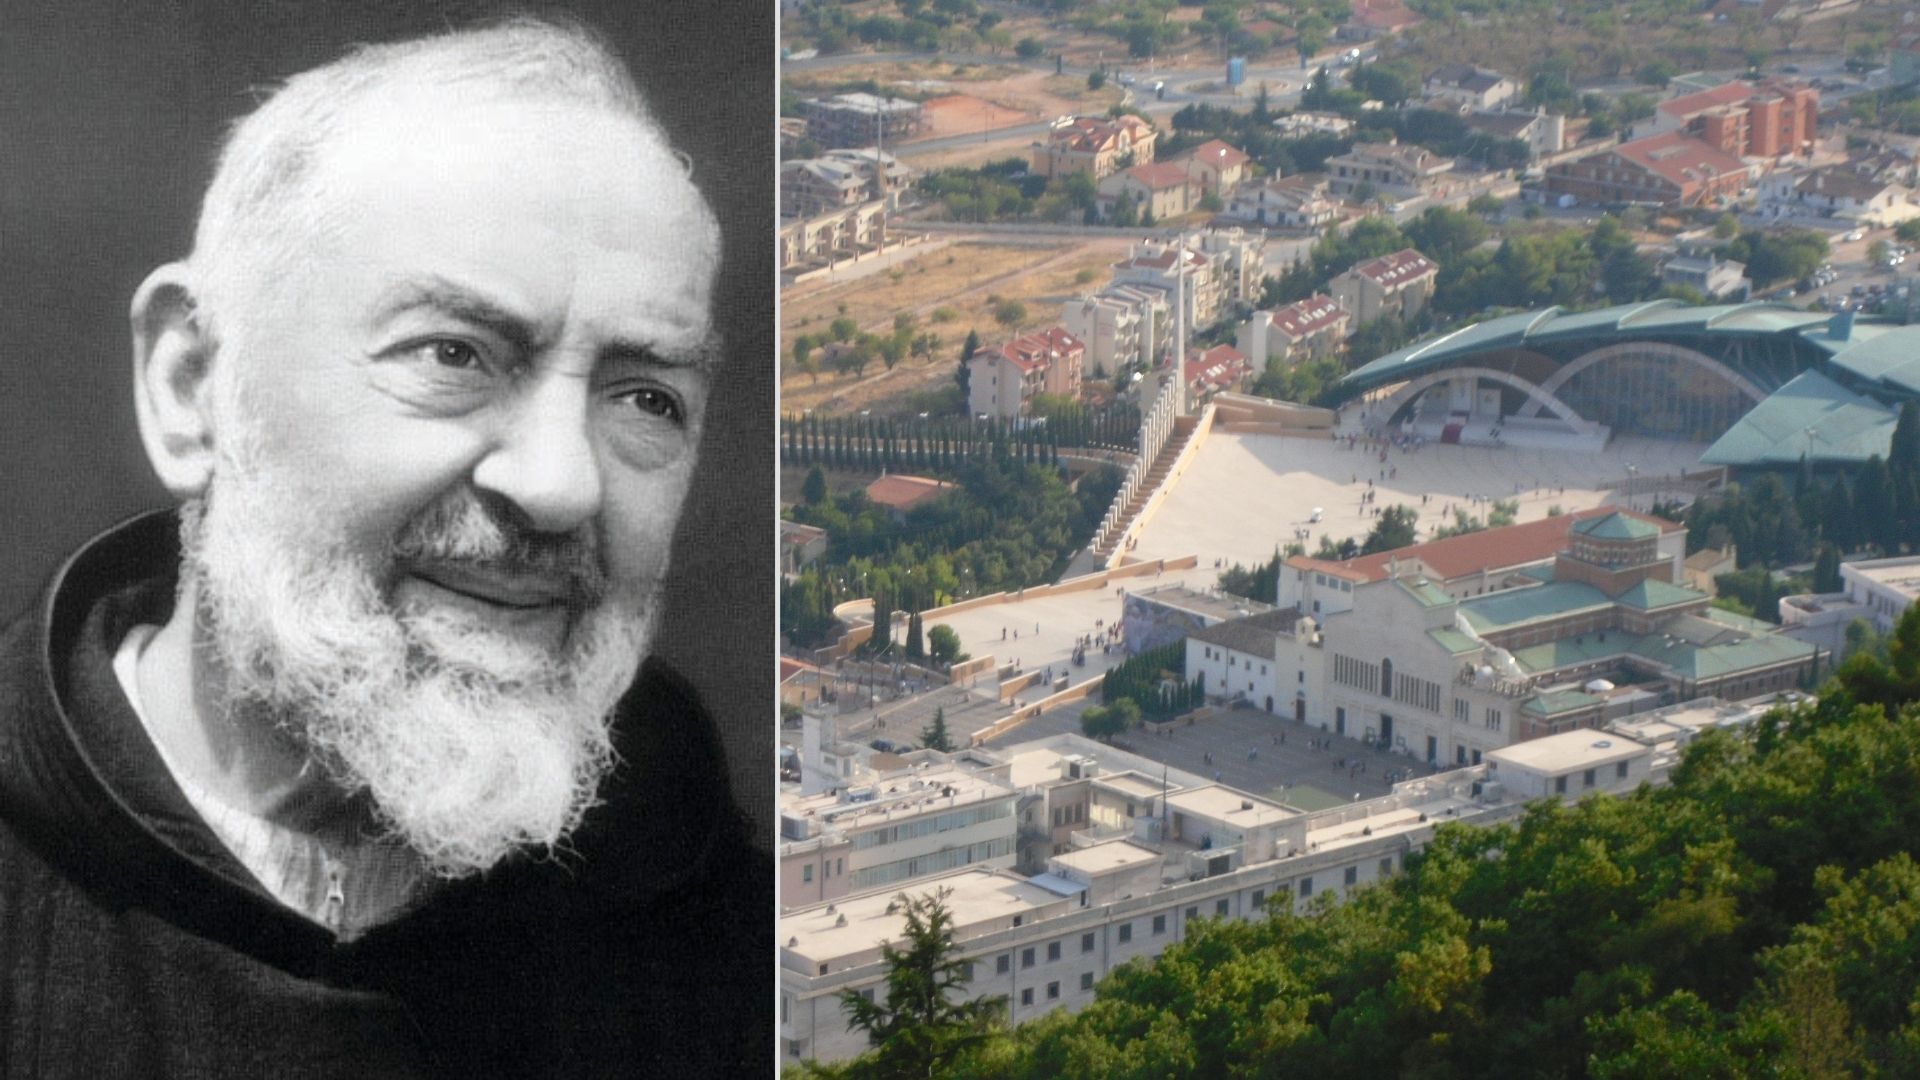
[0, 513, 771, 1079]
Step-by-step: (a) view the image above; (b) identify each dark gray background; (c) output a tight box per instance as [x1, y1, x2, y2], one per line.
[0, 1, 775, 845]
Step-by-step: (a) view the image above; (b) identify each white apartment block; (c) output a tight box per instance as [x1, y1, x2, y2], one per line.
[780, 698, 1782, 1066]
[1237, 293, 1350, 369]
[1779, 555, 1920, 658]
[779, 759, 1020, 911]
[1062, 284, 1168, 376]
[1329, 247, 1438, 326]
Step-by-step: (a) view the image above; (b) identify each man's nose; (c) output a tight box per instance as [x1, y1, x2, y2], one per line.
[471, 375, 603, 535]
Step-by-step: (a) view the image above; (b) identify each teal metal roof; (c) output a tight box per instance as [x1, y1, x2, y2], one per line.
[1398, 578, 1455, 609]
[1522, 689, 1603, 717]
[1613, 578, 1707, 611]
[1460, 581, 1611, 633]
[1336, 300, 1829, 402]
[1572, 512, 1662, 541]
[1824, 325, 1920, 396]
[1700, 369, 1897, 467]
[1509, 634, 1627, 674]
[1629, 631, 1817, 680]
[1428, 627, 1480, 655]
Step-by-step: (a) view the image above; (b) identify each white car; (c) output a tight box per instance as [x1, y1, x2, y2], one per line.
[1845, 230, 1865, 242]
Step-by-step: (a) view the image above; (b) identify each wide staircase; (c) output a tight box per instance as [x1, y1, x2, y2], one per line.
[1087, 412, 1204, 566]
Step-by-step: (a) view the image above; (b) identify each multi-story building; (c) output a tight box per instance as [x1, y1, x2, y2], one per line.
[778, 200, 888, 274]
[1462, 108, 1566, 164]
[779, 698, 1777, 1065]
[779, 758, 1020, 911]
[1759, 167, 1916, 227]
[1062, 284, 1169, 377]
[1779, 555, 1920, 658]
[1183, 344, 1251, 402]
[1329, 247, 1437, 326]
[1184, 606, 1327, 720]
[1111, 231, 1266, 332]
[1659, 255, 1750, 300]
[780, 158, 868, 218]
[1237, 293, 1350, 369]
[1422, 63, 1521, 111]
[1097, 162, 1195, 222]
[1283, 509, 1820, 765]
[1544, 131, 1752, 210]
[1326, 141, 1455, 200]
[1223, 177, 1339, 228]
[967, 327, 1086, 418]
[1031, 114, 1157, 180]
[1173, 139, 1251, 197]
[800, 93, 924, 149]
[1640, 78, 1818, 161]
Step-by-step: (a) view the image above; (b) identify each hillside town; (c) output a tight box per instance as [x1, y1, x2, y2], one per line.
[777, 0, 1920, 1072]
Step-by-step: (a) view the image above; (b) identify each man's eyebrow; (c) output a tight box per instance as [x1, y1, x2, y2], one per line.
[371, 278, 542, 353]
[604, 330, 723, 376]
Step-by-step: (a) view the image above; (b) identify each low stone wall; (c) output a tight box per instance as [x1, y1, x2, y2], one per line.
[969, 677, 1104, 746]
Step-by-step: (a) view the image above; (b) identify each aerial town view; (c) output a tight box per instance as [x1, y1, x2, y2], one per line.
[776, 0, 1920, 1073]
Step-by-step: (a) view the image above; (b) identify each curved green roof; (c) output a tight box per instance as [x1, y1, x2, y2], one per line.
[1700, 369, 1897, 467]
[1335, 301, 1842, 404]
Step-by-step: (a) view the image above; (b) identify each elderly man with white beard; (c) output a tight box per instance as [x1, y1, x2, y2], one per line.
[0, 18, 768, 1079]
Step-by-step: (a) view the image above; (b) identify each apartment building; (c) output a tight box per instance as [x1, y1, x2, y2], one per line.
[1328, 247, 1437, 326]
[1032, 114, 1158, 180]
[1237, 293, 1350, 369]
[1545, 131, 1751, 210]
[1062, 284, 1168, 376]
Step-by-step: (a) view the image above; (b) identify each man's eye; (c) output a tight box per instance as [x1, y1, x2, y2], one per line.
[426, 340, 483, 370]
[617, 386, 683, 423]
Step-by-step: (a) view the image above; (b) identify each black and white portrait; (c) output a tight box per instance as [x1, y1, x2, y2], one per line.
[0, 4, 774, 1076]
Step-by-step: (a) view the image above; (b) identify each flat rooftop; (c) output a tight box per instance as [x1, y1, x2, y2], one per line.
[1001, 734, 1212, 793]
[1488, 729, 1647, 775]
[1051, 839, 1162, 876]
[783, 764, 1013, 835]
[1165, 783, 1301, 826]
[783, 867, 1062, 968]
[1848, 557, 1920, 600]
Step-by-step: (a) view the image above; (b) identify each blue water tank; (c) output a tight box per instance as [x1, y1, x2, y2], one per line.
[1227, 57, 1246, 86]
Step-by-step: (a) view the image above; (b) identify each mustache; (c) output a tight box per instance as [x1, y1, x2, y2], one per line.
[391, 489, 609, 607]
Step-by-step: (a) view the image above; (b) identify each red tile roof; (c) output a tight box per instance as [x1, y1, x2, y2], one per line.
[1185, 344, 1249, 388]
[1346, 247, 1436, 287]
[1123, 161, 1193, 190]
[1271, 294, 1346, 337]
[1286, 506, 1681, 584]
[1612, 131, 1748, 189]
[1657, 81, 1757, 121]
[865, 474, 952, 512]
[1182, 139, 1250, 170]
[1002, 326, 1085, 366]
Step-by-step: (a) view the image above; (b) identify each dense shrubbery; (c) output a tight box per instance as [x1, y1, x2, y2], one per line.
[780, 457, 1123, 648]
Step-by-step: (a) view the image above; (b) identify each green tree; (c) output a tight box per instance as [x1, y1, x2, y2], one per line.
[921, 705, 953, 752]
[928, 624, 965, 666]
[1814, 543, 1842, 594]
[829, 315, 859, 343]
[905, 610, 925, 661]
[1088, 69, 1107, 90]
[1081, 697, 1141, 741]
[994, 299, 1028, 328]
[803, 464, 829, 506]
[1360, 504, 1418, 554]
[820, 889, 1005, 1078]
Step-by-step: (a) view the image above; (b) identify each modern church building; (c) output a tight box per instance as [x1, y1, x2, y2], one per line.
[1325, 299, 1920, 469]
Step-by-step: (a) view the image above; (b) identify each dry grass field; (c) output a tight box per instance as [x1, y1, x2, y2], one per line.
[781, 239, 1133, 417]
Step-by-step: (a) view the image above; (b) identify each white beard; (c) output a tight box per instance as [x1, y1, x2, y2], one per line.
[180, 459, 656, 878]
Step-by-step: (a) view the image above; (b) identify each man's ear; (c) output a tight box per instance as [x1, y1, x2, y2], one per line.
[132, 263, 220, 499]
